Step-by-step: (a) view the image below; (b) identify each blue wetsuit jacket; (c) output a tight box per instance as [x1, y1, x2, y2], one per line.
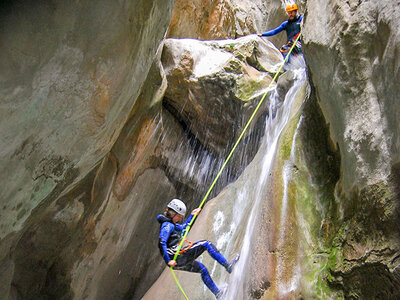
[261, 15, 303, 42]
[157, 214, 229, 296]
[157, 214, 193, 264]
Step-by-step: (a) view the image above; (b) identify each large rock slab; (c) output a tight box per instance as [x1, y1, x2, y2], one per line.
[162, 35, 283, 153]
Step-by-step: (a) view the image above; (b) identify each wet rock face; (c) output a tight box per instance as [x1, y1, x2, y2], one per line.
[162, 35, 282, 153]
[0, 0, 176, 299]
[303, 0, 400, 297]
[143, 64, 309, 300]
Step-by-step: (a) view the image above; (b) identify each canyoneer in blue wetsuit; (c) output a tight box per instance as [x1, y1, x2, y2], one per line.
[258, 3, 302, 58]
[157, 198, 239, 299]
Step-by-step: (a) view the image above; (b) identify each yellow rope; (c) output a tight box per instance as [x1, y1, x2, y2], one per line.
[170, 265, 190, 300]
[170, 33, 302, 299]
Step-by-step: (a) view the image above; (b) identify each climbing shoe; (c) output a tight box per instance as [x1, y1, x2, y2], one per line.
[225, 253, 240, 273]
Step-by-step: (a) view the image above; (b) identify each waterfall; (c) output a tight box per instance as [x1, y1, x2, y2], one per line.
[212, 63, 307, 299]
[142, 56, 308, 300]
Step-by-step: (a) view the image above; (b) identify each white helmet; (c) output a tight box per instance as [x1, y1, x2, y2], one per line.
[167, 199, 187, 216]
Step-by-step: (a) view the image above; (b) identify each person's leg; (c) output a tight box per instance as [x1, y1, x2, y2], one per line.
[201, 241, 228, 266]
[196, 261, 220, 295]
[175, 260, 220, 296]
[181, 240, 228, 266]
[176, 240, 239, 273]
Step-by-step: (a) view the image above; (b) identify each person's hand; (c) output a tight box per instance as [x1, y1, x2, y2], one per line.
[191, 208, 202, 215]
[168, 260, 177, 268]
[257, 34, 262, 37]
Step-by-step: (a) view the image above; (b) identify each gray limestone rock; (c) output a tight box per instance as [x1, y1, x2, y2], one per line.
[0, 0, 176, 298]
[162, 35, 282, 154]
[303, 0, 400, 297]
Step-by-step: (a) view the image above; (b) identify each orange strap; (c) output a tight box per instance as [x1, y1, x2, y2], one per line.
[178, 241, 193, 254]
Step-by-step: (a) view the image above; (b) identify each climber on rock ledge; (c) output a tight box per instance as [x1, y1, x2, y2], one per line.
[157, 198, 240, 299]
[258, 3, 303, 58]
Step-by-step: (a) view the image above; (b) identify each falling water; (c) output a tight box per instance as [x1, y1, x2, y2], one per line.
[141, 57, 307, 300]
[209, 60, 307, 299]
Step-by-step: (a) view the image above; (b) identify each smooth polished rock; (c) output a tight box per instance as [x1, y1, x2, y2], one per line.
[303, 0, 400, 298]
[0, 0, 175, 298]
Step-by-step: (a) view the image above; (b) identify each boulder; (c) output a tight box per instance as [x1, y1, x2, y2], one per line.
[162, 35, 282, 153]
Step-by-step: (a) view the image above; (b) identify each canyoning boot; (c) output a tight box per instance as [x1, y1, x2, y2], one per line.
[215, 287, 227, 299]
[225, 253, 240, 273]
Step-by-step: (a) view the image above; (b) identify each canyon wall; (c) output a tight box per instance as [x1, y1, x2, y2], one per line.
[0, 0, 177, 299]
[302, 0, 400, 298]
[0, 0, 399, 299]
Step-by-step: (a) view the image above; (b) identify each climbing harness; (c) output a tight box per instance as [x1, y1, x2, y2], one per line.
[280, 33, 302, 55]
[169, 33, 302, 299]
[178, 241, 193, 254]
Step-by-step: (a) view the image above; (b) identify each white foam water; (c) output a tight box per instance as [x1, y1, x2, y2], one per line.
[216, 65, 307, 300]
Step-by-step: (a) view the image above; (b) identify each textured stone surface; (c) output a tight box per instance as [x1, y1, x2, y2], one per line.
[162, 35, 282, 153]
[168, 0, 285, 41]
[303, 0, 400, 192]
[167, 0, 306, 47]
[303, 0, 400, 298]
[0, 0, 176, 298]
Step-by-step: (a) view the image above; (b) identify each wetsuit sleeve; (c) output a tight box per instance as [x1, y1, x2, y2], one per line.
[261, 21, 287, 37]
[159, 222, 175, 264]
[175, 214, 194, 232]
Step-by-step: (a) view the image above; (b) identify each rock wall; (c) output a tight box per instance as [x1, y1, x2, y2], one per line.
[303, 0, 400, 298]
[144, 0, 400, 299]
[0, 0, 177, 299]
[167, 0, 291, 45]
[1, 0, 399, 299]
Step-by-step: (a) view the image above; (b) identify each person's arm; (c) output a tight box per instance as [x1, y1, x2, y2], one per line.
[259, 21, 287, 37]
[159, 222, 175, 264]
[175, 208, 202, 231]
[180, 214, 193, 230]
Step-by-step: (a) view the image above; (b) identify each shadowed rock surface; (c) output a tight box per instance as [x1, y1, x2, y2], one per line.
[1, 0, 400, 299]
[303, 1, 400, 298]
[162, 35, 282, 153]
[0, 0, 177, 299]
